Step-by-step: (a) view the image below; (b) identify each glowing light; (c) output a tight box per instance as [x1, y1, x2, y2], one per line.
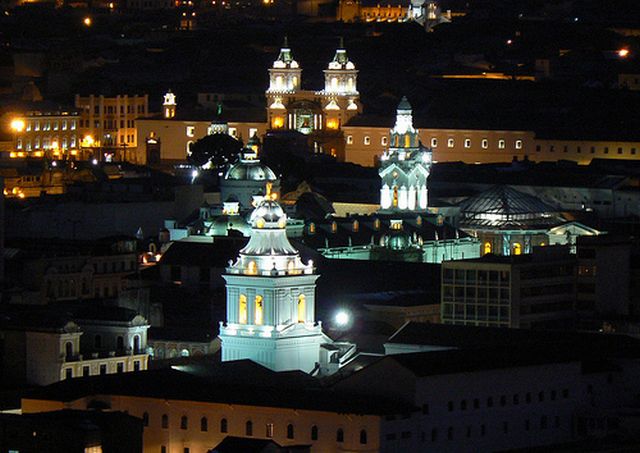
[191, 169, 199, 179]
[334, 310, 350, 327]
[51, 161, 57, 167]
[326, 119, 339, 130]
[506, 39, 513, 45]
[272, 116, 284, 128]
[91, 158, 98, 165]
[11, 119, 25, 132]
[83, 16, 92, 26]
[618, 48, 630, 58]
[83, 135, 94, 146]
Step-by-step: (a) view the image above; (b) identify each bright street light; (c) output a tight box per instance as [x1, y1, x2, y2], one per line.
[11, 119, 25, 132]
[334, 310, 350, 327]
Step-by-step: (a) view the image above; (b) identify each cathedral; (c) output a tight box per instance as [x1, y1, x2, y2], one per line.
[218, 194, 329, 373]
[379, 97, 432, 214]
[265, 38, 361, 159]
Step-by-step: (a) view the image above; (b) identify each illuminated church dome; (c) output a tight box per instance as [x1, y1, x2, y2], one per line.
[225, 150, 277, 182]
[221, 149, 280, 211]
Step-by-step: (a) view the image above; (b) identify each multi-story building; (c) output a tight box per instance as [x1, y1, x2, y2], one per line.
[2, 103, 84, 160]
[22, 360, 394, 453]
[441, 246, 576, 329]
[5, 236, 139, 304]
[74, 94, 150, 161]
[0, 305, 149, 386]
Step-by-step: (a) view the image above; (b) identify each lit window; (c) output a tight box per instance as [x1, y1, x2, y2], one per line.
[239, 295, 248, 324]
[346, 135, 353, 145]
[483, 242, 492, 255]
[447, 138, 454, 148]
[513, 243, 522, 255]
[254, 295, 264, 325]
[481, 139, 488, 149]
[464, 138, 471, 148]
[381, 136, 388, 146]
[298, 294, 306, 323]
[364, 136, 371, 145]
[515, 139, 523, 149]
[186, 126, 195, 137]
[498, 139, 506, 149]
[431, 138, 437, 147]
[228, 127, 237, 137]
[249, 127, 258, 138]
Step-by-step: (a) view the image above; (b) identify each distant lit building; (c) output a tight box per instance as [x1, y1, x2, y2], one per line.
[265, 39, 361, 159]
[378, 97, 432, 214]
[441, 247, 576, 329]
[75, 93, 150, 161]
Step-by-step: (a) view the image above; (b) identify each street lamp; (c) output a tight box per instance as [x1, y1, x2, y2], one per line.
[10, 118, 25, 152]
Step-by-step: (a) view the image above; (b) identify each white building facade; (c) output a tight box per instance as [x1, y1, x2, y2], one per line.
[219, 197, 327, 373]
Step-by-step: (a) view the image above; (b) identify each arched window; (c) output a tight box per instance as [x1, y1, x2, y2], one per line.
[483, 242, 492, 255]
[246, 420, 253, 436]
[392, 186, 399, 207]
[116, 336, 124, 350]
[360, 429, 367, 444]
[239, 295, 248, 324]
[220, 418, 228, 433]
[247, 261, 257, 275]
[65, 341, 73, 358]
[200, 417, 208, 432]
[311, 425, 318, 441]
[161, 414, 169, 429]
[336, 428, 344, 442]
[297, 294, 306, 323]
[254, 295, 264, 325]
[180, 415, 188, 430]
[186, 140, 194, 156]
[352, 220, 359, 232]
[133, 335, 140, 353]
[513, 242, 522, 255]
[287, 423, 294, 439]
[142, 412, 149, 427]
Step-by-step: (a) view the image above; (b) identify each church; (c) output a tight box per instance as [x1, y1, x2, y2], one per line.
[218, 193, 332, 373]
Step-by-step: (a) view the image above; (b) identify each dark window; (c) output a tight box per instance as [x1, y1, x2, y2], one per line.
[201, 417, 208, 432]
[134, 361, 140, 371]
[65, 342, 73, 358]
[337, 428, 344, 442]
[287, 424, 294, 439]
[538, 391, 544, 402]
[466, 426, 472, 438]
[551, 390, 557, 401]
[447, 427, 453, 440]
[117, 362, 124, 373]
[487, 397, 493, 408]
[480, 424, 486, 436]
[171, 266, 181, 281]
[431, 428, 438, 442]
[65, 368, 73, 379]
[526, 392, 531, 403]
[525, 419, 530, 431]
[142, 412, 149, 427]
[117, 336, 124, 350]
[220, 418, 228, 433]
[473, 398, 479, 409]
[460, 400, 467, 411]
[447, 401, 454, 412]
[83, 366, 90, 377]
[401, 431, 411, 439]
[503, 421, 509, 434]
[100, 364, 107, 375]
[554, 416, 561, 428]
[246, 420, 253, 436]
[385, 433, 396, 441]
[562, 389, 569, 399]
[422, 403, 429, 414]
[500, 395, 506, 406]
[183, 449, 189, 453]
[161, 447, 167, 453]
[513, 394, 519, 405]
[540, 416, 548, 429]
[180, 416, 188, 430]
[311, 425, 318, 441]
[162, 414, 168, 429]
[360, 429, 367, 444]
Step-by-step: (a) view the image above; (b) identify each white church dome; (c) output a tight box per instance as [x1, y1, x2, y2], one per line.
[225, 161, 277, 181]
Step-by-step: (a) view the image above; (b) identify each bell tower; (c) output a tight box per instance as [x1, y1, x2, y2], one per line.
[163, 90, 176, 119]
[266, 37, 302, 130]
[320, 38, 360, 131]
[219, 195, 325, 373]
[379, 97, 432, 213]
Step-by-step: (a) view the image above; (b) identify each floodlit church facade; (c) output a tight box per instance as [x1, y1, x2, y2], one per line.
[379, 97, 432, 214]
[265, 39, 361, 158]
[219, 196, 328, 373]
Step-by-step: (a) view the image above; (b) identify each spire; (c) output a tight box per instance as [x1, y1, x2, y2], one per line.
[284, 35, 289, 47]
[338, 36, 344, 48]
